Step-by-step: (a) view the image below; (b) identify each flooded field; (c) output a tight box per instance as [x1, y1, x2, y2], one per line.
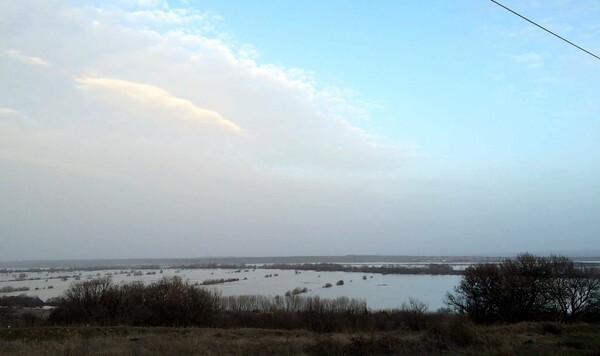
[0, 267, 460, 310]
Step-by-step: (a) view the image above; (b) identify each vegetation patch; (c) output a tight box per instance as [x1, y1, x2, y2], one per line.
[285, 287, 308, 296]
[0, 286, 30, 293]
[201, 278, 239, 285]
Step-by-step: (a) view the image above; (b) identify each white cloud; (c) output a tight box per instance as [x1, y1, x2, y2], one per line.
[0, 1, 408, 167]
[5, 49, 51, 67]
[0, 0, 410, 176]
[0, 107, 24, 116]
[75, 77, 243, 133]
[0, 0, 413, 259]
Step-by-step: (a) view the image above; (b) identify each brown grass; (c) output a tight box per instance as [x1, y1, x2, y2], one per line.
[1, 322, 600, 355]
[0, 327, 314, 355]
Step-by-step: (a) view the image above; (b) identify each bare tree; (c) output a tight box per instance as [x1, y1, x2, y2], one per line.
[446, 254, 600, 324]
[547, 256, 600, 322]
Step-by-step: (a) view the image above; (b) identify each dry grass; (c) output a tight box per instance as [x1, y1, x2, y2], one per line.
[0, 328, 314, 355]
[1, 322, 600, 355]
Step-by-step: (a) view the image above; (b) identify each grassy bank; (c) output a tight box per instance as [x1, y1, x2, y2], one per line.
[1, 322, 600, 355]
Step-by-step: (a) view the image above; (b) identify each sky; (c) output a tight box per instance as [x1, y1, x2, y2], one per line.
[1, 0, 599, 260]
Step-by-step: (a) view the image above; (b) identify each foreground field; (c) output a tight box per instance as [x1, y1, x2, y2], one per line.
[1, 322, 600, 355]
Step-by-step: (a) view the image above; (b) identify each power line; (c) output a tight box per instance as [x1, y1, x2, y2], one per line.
[490, 0, 600, 61]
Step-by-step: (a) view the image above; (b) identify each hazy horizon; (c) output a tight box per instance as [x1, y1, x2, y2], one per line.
[1, 1, 599, 261]
[4, 250, 600, 265]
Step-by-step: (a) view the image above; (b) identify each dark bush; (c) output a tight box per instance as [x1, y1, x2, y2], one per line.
[49, 279, 378, 331]
[0, 295, 44, 308]
[446, 315, 477, 346]
[446, 254, 600, 324]
[216, 311, 302, 330]
[399, 298, 429, 331]
[285, 287, 308, 296]
[49, 276, 221, 326]
[426, 315, 477, 349]
[541, 322, 563, 335]
[201, 278, 239, 285]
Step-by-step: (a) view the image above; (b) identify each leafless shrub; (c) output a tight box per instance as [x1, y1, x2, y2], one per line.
[400, 298, 429, 331]
[50, 276, 221, 326]
[446, 254, 600, 324]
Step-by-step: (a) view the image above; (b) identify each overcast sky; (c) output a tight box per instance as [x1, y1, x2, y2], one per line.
[1, 0, 599, 260]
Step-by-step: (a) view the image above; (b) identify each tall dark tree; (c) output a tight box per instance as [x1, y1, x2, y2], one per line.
[446, 254, 600, 323]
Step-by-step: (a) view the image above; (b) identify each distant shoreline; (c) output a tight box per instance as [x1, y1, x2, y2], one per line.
[2, 254, 600, 270]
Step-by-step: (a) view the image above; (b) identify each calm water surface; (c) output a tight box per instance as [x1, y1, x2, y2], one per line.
[0, 268, 460, 310]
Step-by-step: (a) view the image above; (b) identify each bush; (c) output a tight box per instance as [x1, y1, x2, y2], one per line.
[201, 278, 239, 285]
[426, 315, 476, 348]
[285, 287, 308, 296]
[0, 295, 44, 308]
[400, 298, 429, 331]
[447, 315, 476, 346]
[541, 322, 563, 335]
[49, 276, 221, 326]
[0, 286, 30, 293]
[445, 254, 600, 324]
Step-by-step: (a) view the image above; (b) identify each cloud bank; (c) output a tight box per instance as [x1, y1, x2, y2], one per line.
[3, 0, 597, 260]
[0, 0, 413, 260]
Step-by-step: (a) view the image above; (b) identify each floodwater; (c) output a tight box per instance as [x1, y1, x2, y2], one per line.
[0, 268, 461, 310]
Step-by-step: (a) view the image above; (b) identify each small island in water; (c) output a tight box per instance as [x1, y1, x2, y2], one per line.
[2, 253, 600, 355]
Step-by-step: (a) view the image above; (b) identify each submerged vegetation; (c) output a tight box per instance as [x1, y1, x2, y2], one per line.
[265, 262, 462, 275]
[0, 286, 30, 293]
[201, 278, 239, 285]
[0, 260, 463, 280]
[1, 254, 599, 354]
[285, 287, 308, 296]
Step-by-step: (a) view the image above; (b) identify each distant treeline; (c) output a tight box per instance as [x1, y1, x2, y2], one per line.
[173, 262, 463, 275]
[183, 263, 248, 270]
[0, 265, 166, 274]
[0, 255, 509, 269]
[264, 263, 462, 275]
[0, 263, 249, 274]
[0, 262, 463, 276]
